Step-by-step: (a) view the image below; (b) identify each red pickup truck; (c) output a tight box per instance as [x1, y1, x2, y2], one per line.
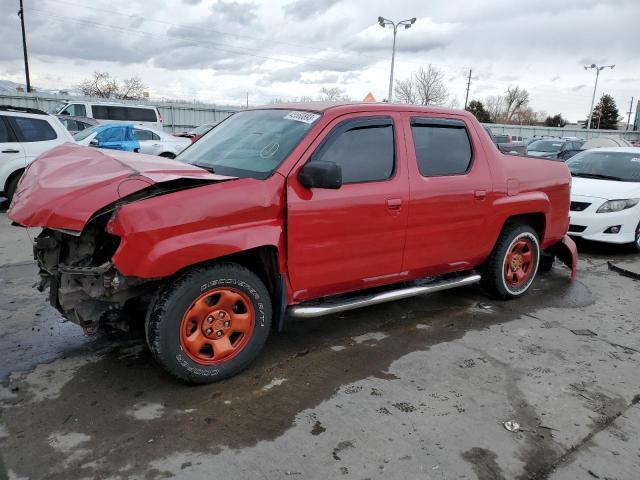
[8, 103, 577, 383]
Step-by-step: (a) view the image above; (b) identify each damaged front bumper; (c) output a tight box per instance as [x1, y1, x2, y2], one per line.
[34, 226, 157, 332]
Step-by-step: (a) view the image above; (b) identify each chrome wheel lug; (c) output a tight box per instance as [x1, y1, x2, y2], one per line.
[207, 316, 214, 323]
[216, 330, 223, 337]
[205, 328, 212, 335]
[223, 321, 230, 328]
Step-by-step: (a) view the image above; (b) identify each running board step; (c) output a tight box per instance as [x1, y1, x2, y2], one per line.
[288, 273, 481, 318]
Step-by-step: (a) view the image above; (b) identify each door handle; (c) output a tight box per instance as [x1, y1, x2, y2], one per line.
[474, 190, 487, 200]
[2, 149, 20, 154]
[386, 198, 402, 211]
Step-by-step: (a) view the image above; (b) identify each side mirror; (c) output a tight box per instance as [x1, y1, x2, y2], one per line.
[89, 139, 99, 147]
[298, 160, 342, 189]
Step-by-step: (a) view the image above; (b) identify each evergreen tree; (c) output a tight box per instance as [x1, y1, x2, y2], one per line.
[466, 100, 491, 123]
[592, 94, 619, 130]
[544, 114, 567, 127]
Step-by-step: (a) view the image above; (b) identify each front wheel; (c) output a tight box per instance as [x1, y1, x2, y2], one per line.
[146, 262, 272, 383]
[632, 221, 640, 253]
[482, 224, 540, 299]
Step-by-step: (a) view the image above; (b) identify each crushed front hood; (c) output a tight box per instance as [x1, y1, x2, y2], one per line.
[8, 143, 234, 232]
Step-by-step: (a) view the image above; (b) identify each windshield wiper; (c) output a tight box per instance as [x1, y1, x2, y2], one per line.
[571, 173, 624, 181]
[192, 163, 215, 174]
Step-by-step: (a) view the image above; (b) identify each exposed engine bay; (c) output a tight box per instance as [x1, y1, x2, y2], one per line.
[34, 216, 158, 334]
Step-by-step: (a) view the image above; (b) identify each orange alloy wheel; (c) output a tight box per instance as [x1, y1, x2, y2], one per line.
[503, 238, 535, 289]
[179, 288, 255, 365]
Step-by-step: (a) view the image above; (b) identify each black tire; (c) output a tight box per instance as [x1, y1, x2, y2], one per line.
[538, 252, 554, 272]
[632, 221, 640, 253]
[146, 262, 272, 383]
[159, 152, 176, 159]
[5, 172, 22, 203]
[482, 224, 540, 299]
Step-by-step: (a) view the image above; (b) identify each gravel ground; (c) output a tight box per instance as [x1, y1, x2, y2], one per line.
[1, 200, 639, 480]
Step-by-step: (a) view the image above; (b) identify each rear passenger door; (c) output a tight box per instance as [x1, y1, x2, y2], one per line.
[0, 116, 26, 192]
[403, 116, 493, 276]
[287, 113, 409, 301]
[8, 116, 60, 164]
[134, 128, 161, 155]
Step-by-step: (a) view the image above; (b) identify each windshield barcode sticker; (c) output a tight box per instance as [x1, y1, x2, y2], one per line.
[284, 111, 320, 124]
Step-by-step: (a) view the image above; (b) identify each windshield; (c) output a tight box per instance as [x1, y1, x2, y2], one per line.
[567, 150, 640, 182]
[49, 102, 68, 114]
[191, 124, 214, 135]
[528, 140, 564, 152]
[179, 109, 321, 179]
[73, 125, 99, 141]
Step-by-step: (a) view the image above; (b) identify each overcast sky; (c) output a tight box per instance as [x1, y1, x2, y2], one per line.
[1, 0, 638, 121]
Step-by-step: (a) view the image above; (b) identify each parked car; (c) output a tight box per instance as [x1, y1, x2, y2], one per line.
[52, 101, 162, 128]
[56, 115, 98, 135]
[75, 124, 190, 157]
[566, 147, 640, 251]
[74, 123, 139, 151]
[580, 137, 632, 150]
[527, 138, 584, 160]
[174, 123, 216, 143]
[133, 125, 191, 158]
[0, 105, 74, 202]
[484, 128, 527, 155]
[8, 103, 577, 383]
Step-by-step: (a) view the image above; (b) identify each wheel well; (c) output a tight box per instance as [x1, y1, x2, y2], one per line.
[503, 213, 546, 240]
[4, 168, 24, 193]
[214, 246, 279, 293]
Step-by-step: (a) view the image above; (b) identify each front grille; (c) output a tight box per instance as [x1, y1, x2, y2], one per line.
[570, 201, 591, 212]
[568, 224, 587, 233]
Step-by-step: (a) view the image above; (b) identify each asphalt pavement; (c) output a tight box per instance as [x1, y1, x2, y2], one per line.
[1, 199, 639, 480]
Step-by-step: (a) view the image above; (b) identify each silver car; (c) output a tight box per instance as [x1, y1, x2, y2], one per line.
[132, 126, 191, 158]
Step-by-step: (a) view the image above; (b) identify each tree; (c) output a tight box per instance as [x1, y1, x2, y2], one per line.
[592, 94, 619, 130]
[485, 95, 506, 123]
[394, 65, 449, 106]
[466, 100, 491, 123]
[78, 71, 147, 100]
[503, 86, 530, 122]
[544, 114, 567, 127]
[319, 87, 349, 102]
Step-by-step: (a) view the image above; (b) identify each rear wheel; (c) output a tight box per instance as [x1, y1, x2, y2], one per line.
[146, 262, 272, 383]
[482, 224, 540, 299]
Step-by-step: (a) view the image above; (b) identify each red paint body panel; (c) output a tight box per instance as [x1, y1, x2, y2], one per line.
[8, 143, 232, 232]
[8, 103, 576, 308]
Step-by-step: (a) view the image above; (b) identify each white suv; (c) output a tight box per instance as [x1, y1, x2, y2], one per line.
[1, 105, 74, 202]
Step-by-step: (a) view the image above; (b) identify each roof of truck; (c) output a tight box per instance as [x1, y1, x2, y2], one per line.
[255, 101, 472, 116]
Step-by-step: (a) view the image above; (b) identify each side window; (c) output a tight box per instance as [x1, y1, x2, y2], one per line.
[106, 106, 127, 121]
[314, 117, 394, 184]
[0, 117, 13, 143]
[92, 105, 108, 120]
[63, 104, 86, 117]
[12, 117, 57, 142]
[134, 128, 153, 141]
[127, 108, 157, 122]
[411, 118, 472, 177]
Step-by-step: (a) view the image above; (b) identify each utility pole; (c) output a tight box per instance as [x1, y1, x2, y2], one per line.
[378, 16, 416, 102]
[625, 96, 634, 131]
[246, 92, 249, 109]
[464, 69, 472, 109]
[584, 63, 614, 129]
[18, 0, 31, 93]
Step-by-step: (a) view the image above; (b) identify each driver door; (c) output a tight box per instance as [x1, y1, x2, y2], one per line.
[286, 113, 409, 302]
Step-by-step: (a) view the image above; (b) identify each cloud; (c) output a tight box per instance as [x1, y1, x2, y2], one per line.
[550, 75, 560, 82]
[283, 0, 341, 19]
[214, 1, 259, 24]
[571, 84, 586, 91]
[182, 0, 202, 4]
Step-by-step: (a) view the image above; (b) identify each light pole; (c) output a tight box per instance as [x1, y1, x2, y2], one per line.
[378, 16, 416, 102]
[584, 64, 614, 129]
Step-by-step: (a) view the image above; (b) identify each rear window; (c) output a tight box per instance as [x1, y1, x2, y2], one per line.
[12, 117, 57, 142]
[411, 118, 472, 176]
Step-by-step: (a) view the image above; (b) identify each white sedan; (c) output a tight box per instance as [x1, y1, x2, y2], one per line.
[133, 126, 191, 158]
[567, 147, 640, 251]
